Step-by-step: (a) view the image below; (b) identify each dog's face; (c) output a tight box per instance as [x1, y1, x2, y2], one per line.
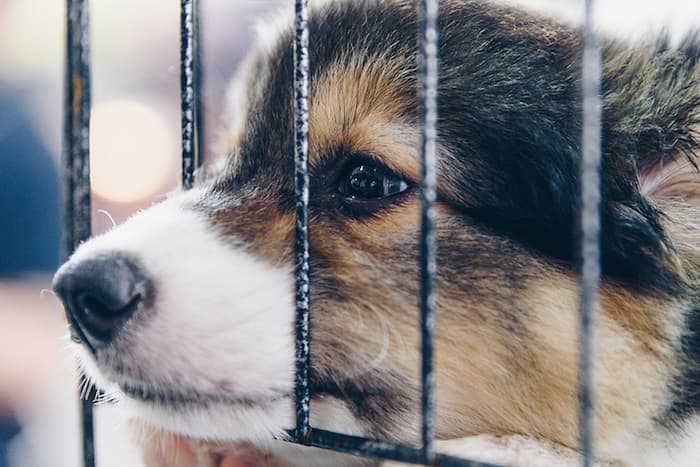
[53, 0, 700, 464]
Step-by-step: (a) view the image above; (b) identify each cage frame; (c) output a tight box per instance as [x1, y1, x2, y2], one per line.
[61, 0, 603, 465]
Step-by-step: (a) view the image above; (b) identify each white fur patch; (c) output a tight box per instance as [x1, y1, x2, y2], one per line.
[620, 416, 700, 467]
[65, 188, 299, 441]
[381, 435, 609, 467]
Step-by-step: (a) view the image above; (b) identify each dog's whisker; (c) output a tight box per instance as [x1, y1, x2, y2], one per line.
[345, 303, 391, 378]
[79, 375, 90, 400]
[96, 208, 117, 228]
[363, 305, 391, 373]
[39, 288, 57, 299]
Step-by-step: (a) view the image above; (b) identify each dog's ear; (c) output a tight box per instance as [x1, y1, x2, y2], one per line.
[607, 34, 700, 196]
[599, 34, 700, 289]
[639, 152, 700, 203]
[628, 34, 700, 204]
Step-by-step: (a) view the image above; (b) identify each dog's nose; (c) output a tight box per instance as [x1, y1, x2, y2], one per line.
[53, 253, 150, 352]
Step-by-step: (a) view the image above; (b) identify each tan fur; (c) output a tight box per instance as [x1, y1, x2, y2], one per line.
[309, 53, 416, 160]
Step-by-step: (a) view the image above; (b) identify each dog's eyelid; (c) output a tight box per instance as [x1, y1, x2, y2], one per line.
[337, 151, 416, 185]
[331, 153, 415, 216]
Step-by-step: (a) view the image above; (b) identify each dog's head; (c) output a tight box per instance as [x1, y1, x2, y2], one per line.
[53, 0, 700, 463]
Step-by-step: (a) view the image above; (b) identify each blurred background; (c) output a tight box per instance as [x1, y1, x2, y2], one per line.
[0, 0, 698, 466]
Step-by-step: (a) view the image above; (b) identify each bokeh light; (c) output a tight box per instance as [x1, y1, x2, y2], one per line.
[90, 99, 177, 203]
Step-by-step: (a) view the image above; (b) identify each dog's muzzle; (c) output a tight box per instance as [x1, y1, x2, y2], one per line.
[53, 252, 151, 354]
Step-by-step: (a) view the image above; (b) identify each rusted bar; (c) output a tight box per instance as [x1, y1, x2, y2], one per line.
[63, 1, 94, 466]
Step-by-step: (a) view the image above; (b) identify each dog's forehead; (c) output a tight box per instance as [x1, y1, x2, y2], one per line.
[213, 0, 583, 223]
[217, 0, 422, 188]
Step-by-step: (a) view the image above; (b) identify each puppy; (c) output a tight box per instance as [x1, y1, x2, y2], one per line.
[53, 0, 700, 465]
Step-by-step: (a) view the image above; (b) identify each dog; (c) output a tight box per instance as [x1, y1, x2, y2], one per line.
[52, 0, 700, 465]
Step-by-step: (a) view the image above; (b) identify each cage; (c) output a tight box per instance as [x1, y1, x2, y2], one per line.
[62, 0, 607, 465]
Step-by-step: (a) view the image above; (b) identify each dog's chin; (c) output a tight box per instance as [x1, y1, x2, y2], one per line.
[121, 387, 373, 467]
[75, 354, 292, 443]
[120, 389, 295, 443]
[74, 343, 368, 464]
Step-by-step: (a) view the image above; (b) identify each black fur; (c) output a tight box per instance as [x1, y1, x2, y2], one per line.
[665, 305, 700, 426]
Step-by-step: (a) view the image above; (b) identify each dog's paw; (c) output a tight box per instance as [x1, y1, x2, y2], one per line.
[140, 432, 204, 467]
[381, 435, 626, 467]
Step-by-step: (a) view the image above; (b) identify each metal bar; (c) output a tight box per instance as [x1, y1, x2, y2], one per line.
[419, 0, 439, 463]
[281, 429, 500, 467]
[63, 1, 94, 466]
[181, 0, 198, 189]
[293, 0, 312, 443]
[579, 0, 603, 465]
[194, 0, 205, 166]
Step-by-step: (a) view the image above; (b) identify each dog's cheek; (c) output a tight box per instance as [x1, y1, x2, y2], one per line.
[133, 209, 295, 397]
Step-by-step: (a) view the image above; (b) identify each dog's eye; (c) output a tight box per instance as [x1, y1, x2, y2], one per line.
[338, 162, 409, 199]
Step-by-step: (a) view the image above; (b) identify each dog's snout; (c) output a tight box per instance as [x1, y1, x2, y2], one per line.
[53, 253, 150, 352]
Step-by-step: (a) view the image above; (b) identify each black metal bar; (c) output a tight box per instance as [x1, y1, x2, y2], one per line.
[419, 0, 439, 463]
[194, 0, 205, 166]
[283, 429, 500, 467]
[579, 0, 603, 465]
[181, 0, 198, 189]
[293, 0, 312, 443]
[63, 1, 94, 466]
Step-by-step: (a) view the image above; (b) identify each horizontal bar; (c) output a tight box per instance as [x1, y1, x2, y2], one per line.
[281, 429, 501, 467]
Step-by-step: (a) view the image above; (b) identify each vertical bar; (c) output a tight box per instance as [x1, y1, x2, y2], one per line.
[194, 0, 205, 167]
[580, 0, 602, 465]
[419, 0, 439, 463]
[63, 1, 94, 466]
[293, 0, 311, 443]
[181, 0, 198, 189]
